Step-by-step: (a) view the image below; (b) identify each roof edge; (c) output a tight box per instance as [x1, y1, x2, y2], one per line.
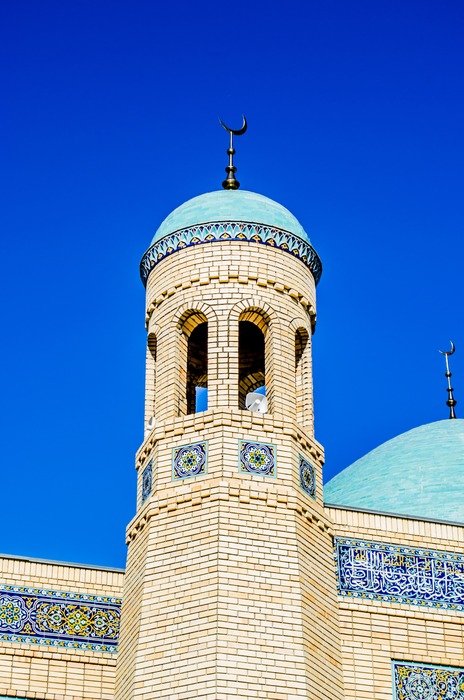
[324, 502, 464, 528]
[0, 551, 125, 573]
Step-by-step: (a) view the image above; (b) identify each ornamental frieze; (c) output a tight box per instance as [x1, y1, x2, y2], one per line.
[335, 538, 464, 611]
[0, 584, 121, 652]
[140, 221, 322, 286]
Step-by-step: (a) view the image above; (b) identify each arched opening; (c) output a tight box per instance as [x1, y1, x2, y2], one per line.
[295, 327, 309, 425]
[238, 320, 266, 410]
[186, 322, 208, 414]
[177, 311, 210, 416]
[145, 333, 157, 431]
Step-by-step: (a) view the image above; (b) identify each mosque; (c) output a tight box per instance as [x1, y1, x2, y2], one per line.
[0, 124, 463, 700]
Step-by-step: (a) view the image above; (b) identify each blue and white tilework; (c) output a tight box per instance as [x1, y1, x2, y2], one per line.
[140, 221, 322, 286]
[0, 585, 121, 653]
[335, 538, 464, 611]
[141, 461, 153, 503]
[393, 661, 464, 700]
[172, 441, 207, 480]
[239, 440, 276, 477]
[299, 455, 316, 498]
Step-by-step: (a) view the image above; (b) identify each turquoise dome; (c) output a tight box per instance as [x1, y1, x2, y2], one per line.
[324, 419, 464, 523]
[151, 190, 310, 244]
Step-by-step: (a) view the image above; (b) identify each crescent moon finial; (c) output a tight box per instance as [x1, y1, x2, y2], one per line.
[219, 114, 248, 189]
[219, 115, 248, 136]
[439, 340, 455, 356]
[438, 340, 457, 418]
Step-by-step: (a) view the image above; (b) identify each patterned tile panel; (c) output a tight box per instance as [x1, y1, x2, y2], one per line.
[239, 440, 276, 477]
[335, 538, 464, 611]
[393, 661, 464, 700]
[141, 461, 153, 503]
[0, 585, 121, 652]
[140, 221, 322, 286]
[172, 441, 207, 480]
[299, 455, 316, 498]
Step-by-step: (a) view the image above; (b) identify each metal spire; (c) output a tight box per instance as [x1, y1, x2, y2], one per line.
[219, 115, 247, 190]
[439, 341, 457, 419]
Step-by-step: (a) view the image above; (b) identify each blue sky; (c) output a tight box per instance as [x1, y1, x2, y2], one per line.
[1, 0, 463, 567]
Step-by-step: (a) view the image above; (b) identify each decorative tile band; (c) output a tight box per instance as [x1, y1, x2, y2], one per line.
[172, 441, 207, 480]
[140, 221, 322, 286]
[0, 585, 121, 653]
[141, 461, 153, 503]
[393, 661, 464, 700]
[239, 440, 276, 477]
[299, 455, 316, 498]
[335, 538, 464, 611]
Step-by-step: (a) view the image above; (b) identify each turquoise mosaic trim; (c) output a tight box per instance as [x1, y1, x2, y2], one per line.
[140, 221, 322, 286]
[393, 661, 464, 699]
[172, 441, 208, 480]
[335, 538, 464, 611]
[239, 440, 276, 477]
[0, 584, 121, 653]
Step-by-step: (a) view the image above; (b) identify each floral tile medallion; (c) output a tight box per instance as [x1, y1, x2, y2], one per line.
[393, 661, 464, 700]
[172, 441, 207, 480]
[141, 461, 153, 503]
[299, 455, 316, 498]
[239, 440, 276, 477]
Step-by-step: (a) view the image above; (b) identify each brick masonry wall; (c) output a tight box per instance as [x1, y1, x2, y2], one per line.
[327, 506, 464, 699]
[114, 523, 148, 700]
[0, 556, 123, 700]
[119, 477, 344, 699]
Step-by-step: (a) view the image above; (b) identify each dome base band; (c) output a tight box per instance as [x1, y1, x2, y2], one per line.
[140, 220, 322, 287]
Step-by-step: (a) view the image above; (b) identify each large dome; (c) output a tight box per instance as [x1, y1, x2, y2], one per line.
[324, 419, 464, 523]
[151, 189, 310, 244]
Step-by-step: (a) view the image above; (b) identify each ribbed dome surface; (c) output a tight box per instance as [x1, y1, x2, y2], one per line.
[324, 419, 464, 523]
[151, 190, 310, 244]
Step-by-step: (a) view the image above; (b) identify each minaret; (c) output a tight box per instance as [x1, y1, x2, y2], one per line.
[115, 125, 343, 700]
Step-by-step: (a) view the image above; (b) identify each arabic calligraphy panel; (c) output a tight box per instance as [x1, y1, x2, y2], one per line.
[335, 538, 464, 611]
